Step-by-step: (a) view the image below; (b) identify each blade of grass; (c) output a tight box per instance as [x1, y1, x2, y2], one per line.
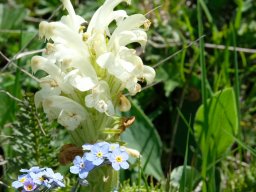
[177, 109, 202, 191]
[141, 170, 150, 192]
[180, 46, 187, 82]
[223, 128, 256, 157]
[152, 35, 205, 69]
[142, 145, 154, 173]
[198, 0, 213, 23]
[234, 0, 243, 29]
[178, 109, 191, 192]
[231, 24, 245, 171]
[138, 157, 141, 190]
[197, 1, 209, 191]
[231, 24, 241, 138]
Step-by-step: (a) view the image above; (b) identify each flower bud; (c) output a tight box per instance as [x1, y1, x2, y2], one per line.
[125, 147, 141, 158]
[118, 95, 131, 112]
[144, 19, 151, 31]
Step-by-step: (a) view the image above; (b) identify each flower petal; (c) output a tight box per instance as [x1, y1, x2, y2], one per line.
[70, 166, 80, 174]
[68, 73, 96, 92]
[12, 181, 23, 188]
[42, 96, 87, 130]
[96, 52, 114, 69]
[112, 30, 147, 49]
[79, 171, 89, 179]
[85, 153, 95, 161]
[121, 152, 129, 160]
[31, 56, 60, 76]
[73, 156, 82, 165]
[120, 161, 129, 169]
[93, 158, 104, 166]
[112, 162, 120, 171]
[87, 0, 129, 34]
[142, 65, 155, 84]
[109, 14, 147, 47]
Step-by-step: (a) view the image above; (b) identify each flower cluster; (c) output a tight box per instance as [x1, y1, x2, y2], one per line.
[12, 166, 65, 191]
[70, 142, 130, 181]
[31, 0, 155, 131]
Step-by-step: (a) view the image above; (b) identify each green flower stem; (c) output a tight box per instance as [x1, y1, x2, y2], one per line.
[82, 166, 119, 192]
[73, 180, 81, 192]
[70, 128, 84, 146]
[70, 107, 118, 191]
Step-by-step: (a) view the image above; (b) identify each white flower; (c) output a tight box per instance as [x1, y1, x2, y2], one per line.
[108, 14, 148, 49]
[38, 0, 98, 92]
[86, 0, 130, 36]
[97, 46, 149, 95]
[31, 55, 75, 107]
[42, 96, 87, 130]
[92, 7, 155, 95]
[32, 0, 155, 131]
[45, 43, 97, 92]
[85, 81, 115, 115]
[34, 86, 61, 108]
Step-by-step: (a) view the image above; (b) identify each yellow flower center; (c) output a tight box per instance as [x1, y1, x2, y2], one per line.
[116, 156, 123, 163]
[20, 177, 26, 183]
[96, 151, 103, 158]
[39, 177, 44, 181]
[26, 184, 33, 190]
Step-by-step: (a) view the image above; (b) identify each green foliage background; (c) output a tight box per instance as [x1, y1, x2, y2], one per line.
[0, 0, 256, 191]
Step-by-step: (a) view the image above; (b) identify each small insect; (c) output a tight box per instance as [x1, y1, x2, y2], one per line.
[79, 21, 89, 33]
[137, 77, 147, 88]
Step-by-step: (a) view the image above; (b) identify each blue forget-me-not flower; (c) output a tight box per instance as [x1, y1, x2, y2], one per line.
[70, 155, 95, 179]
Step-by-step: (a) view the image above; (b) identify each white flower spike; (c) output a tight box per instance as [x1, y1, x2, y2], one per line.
[32, 0, 155, 132]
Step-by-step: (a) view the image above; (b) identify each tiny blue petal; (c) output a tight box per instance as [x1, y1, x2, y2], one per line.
[73, 156, 82, 165]
[93, 158, 104, 166]
[120, 161, 129, 169]
[70, 166, 80, 174]
[85, 153, 95, 161]
[56, 180, 65, 187]
[82, 144, 92, 151]
[79, 171, 88, 179]
[112, 162, 120, 171]
[12, 181, 23, 188]
[121, 152, 129, 160]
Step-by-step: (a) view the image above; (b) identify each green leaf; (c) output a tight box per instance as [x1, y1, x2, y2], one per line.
[194, 87, 238, 157]
[0, 4, 28, 29]
[164, 79, 180, 97]
[121, 100, 164, 181]
[0, 73, 16, 127]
